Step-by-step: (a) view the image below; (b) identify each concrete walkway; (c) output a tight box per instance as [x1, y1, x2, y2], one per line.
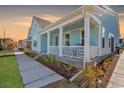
[107, 52, 124, 88]
[15, 51, 64, 88]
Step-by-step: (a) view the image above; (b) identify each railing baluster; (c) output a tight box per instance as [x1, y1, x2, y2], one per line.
[49, 46, 84, 59]
[62, 46, 84, 59]
[49, 46, 59, 55]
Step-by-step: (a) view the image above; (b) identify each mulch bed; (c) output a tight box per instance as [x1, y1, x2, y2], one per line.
[24, 50, 120, 88]
[43, 79, 79, 88]
[98, 55, 119, 88]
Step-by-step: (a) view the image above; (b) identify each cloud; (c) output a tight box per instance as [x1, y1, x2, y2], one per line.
[40, 14, 61, 23]
[10, 15, 61, 27]
[14, 17, 32, 20]
[0, 15, 61, 41]
[0, 24, 28, 41]
[12, 22, 31, 27]
[10, 17, 32, 27]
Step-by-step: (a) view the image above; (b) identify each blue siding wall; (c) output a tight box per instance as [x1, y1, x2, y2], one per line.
[90, 27, 98, 46]
[30, 19, 41, 53]
[70, 29, 81, 46]
[96, 13, 119, 55]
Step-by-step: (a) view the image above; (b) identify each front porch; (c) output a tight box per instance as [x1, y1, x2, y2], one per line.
[40, 13, 101, 65]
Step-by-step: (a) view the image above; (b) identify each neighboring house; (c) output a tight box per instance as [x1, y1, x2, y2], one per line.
[28, 5, 120, 68]
[18, 39, 29, 49]
[11, 42, 19, 49]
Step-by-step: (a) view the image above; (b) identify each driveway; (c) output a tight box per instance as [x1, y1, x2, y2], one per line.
[15, 51, 64, 88]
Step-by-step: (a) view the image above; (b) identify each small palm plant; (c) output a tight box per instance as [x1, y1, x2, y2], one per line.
[84, 64, 104, 88]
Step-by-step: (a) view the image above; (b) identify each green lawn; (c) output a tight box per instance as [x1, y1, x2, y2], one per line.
[0, 50, 14, 56]
[0, 51, 23, 88]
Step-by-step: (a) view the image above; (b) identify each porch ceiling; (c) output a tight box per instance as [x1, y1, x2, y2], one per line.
[50, 28, 59, 34]
[63, 18, 84, 32]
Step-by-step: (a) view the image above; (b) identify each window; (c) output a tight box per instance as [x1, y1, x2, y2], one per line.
[55, 35, 58, 46]
[35, 23, 37, 27]
[102, 27, 105, 48]
[109, 33, 111, 48]
[64, 33, 70, 46]
[119, 39, 122, 44]
[81, 29, 84, 46]
[33, 41, 37, 47]
[102, 37, 105, 48]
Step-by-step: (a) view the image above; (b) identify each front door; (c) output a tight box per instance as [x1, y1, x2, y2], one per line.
[41, 33, 47, 54]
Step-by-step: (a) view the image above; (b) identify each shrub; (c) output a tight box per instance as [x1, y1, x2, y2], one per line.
[18, 48, 24, 51]
[24, 50, 31, 56]
[30, 52, 37, 58]
[47, 55, 56, 64]
[101, 59, 110, 72]
[24, 51, 37, 58]
[37, 55, 60, 65]
[64, 61, 75, 71]
[37, 55, 49, 63]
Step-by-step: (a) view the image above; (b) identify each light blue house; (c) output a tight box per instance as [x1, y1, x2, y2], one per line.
[28, 5, 120, 68]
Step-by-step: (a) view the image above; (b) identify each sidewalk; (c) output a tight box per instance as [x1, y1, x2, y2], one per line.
[107, 52, 124, 88]
[14, 51, 64, 88]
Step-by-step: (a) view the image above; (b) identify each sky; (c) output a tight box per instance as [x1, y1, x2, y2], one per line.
[0, 5, 124, 41]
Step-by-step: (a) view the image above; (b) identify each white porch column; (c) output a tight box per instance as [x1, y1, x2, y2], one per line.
[47, 32, 50, 54]
[84, 15, 90, 63]
[59, 26, 63, 56]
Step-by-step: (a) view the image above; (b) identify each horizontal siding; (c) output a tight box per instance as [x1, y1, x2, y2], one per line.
[96, 13, 119, 55]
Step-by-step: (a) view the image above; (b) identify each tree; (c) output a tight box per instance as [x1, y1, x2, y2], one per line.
[0, 38, 14, 50]
[0, 39, 3, 51]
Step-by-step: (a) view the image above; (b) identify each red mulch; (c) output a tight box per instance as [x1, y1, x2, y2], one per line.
[98, 56, 119, 88]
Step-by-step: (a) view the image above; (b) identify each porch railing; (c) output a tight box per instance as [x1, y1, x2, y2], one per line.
[49, 46, 59, 55]
[62, 46, 84, 59]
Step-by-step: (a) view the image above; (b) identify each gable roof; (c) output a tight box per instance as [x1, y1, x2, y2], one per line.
[28, 16, 52, 36]
[40, 5, 117, 33]
[33, 16, 52, 29]
[27, 5, 118, 38]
